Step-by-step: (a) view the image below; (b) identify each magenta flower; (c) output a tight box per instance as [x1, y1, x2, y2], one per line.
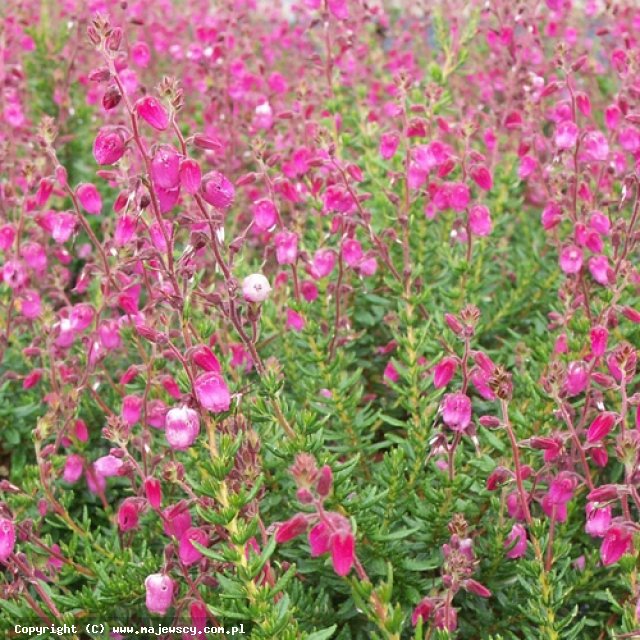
[308, 512, 355, 577]
[201, 171, 235, 209]
[114, 214, 137, 247]
[563, 360, 588, 396]
[144, 477, 163, 509]
[379, 132, 400, 160]
[76, 183, 102, 214]
[586, 412, 617, 443]
[468, 204, 492, 236]
[590, 325, 608, 357]
[275, 514, 309, 543]
[194, 372, 231, 413]
[162, 503, 192, 539]
[274, 231, 298, 265]
[555, 120, 579, 149]
[585, 503, 612, 538]
[504, 523, 527, 559]
[600, 525, 633, 566]
[191, 345, 222, 373]
[94, 455, 123, 478]
[93, 128, 126, 165]
[151, 145, 181, 189]
[412, 597, 435, 626]
[286, 309, 305, 332]
[252, 199, 278, 231]
[441, 392, 472, 431]
[131, 41, 151, 67]
[0, 518, 16, 562]
[18, 290, 41, 319]
[178, 527, 209, 566]
[179, 159, 202, 195]
[144, 574, 174, 615]
[559, 245, 583, 274]
[342, 238, 363, 267]
[63, 454, 84, 484]
[433, 356, 457, 389]
[310, 249, 336, 279]
[117, 498, 141, 532]
[135, 96, 169, 131]
[588, 255, 611, 286]
[121, 394, 143, 426]
[165, 406, 200, 450]
[470, 164, 493, 191]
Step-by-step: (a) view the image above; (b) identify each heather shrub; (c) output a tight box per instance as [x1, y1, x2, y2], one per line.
[1, 0, 640, 638]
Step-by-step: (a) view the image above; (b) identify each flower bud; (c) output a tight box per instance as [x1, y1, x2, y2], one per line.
[242, 273, 272, 303]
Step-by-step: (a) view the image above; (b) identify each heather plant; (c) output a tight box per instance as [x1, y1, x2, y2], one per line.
[2, 0, 640, 638]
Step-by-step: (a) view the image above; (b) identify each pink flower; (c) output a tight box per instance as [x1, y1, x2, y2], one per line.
[0, 224, 16, 251]
[433, 356, 457, 389]
[201, 171, 235, 209]
[559, 245, 583, 274]
[588, 255, 611, 285]
[151, 145, 181, 189]
[619, 127, 640, 153]
[114, 215, 137, 246]
[274, 231, 298, 265]
[470, 165, 493, 191]
[131, 41, 151, 67]
[518, 156, 537, 179]
[412, 597, 435, 626]
[286, 309, 305, 332]
[468, 204, 492, 236]
[275, 514, 308, 543]
[585, 503, 612, 538]
[590, 326, 608, 357]
[448, 182, 470, 211]
[18, 290, 41, 319]
[76, 183, 102, 214]
[2, 259, 27, 289]
[383, 361, 399, 384]
[122, 395, 143, 426]
[242, 273, 272, 302]
[70, 303, 95, 332]
[63, 454, 84, 483]
[191, 345, 222, 373]
[93, 128, 126, 165]
[0, 518, 16, 562]
[589, 211, 611, 235]
[194, 372, 231, 413]
[563, 360, 588, 396]
[441, 393, 472, 431]
[600, 525, 633, 566]
[94, 454, 123, 478]
[165, 406, 200, 450]
[342, 239, 363, 267]
[310, 249, 336, 279]
[555, 120, 579, 149]
[144, 477, 163, 509]
[51, 212, 76, 244]
[117, 499, 141, 532]
[380, 132, 400, 160]
[252, 200, 278, 231]
[135, 96, 169, 131]
[586, 412, 617, 443]
[308, 512, 355, 577]
[583, 131, 609, 161]
[179, 159, 202, 195]
[162, 503, 192, 539]
[504, 523, 527, 559]
[547, 472, 576, 506]
[328, 0, 348, 19]
[144, 574, 174, 615]
[179, 527, 209, 566]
